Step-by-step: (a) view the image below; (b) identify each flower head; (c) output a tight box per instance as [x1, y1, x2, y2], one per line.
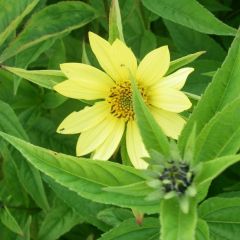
[54, 32, 193, 169]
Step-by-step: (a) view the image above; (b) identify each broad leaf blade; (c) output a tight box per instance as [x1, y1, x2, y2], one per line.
[141, 0, 236, 35]
[0, 2, 96, 62]
[0, 0, 39, 46]
[199, 197, 240, 240]
[99, 217, 159, 240]
[195, 98, 240, 162]
[0, 207, 23, 236]
[38, 201, 82, 240]
[160, 198, 197, 240]
[0, 132, 160, 213]
[0, 100, 49, 211]
[179, 29, 240, 152]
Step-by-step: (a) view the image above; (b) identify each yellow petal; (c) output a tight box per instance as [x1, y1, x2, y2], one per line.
[111, 39, 137, 76]
[150, 107, 186, 139]
[93, 118, 125, 160]
[76, 115, 117, 156]
[60, 63, 114, 88]
[126, 121, 149, 169]
[89, 32, 124, 81]
[149, 88, 192, 113]
[57, 102, 110, 134]
[54, 80, 109, 100]
[137, 46, 170, 86]
[152, 67, 194, 90]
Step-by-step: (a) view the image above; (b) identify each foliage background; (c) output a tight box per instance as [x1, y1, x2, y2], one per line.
[0, 0, 239, 239]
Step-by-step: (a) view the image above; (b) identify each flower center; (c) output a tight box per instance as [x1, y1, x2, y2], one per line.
[159, 161, 194, 195]
[107, 81, 148, 121]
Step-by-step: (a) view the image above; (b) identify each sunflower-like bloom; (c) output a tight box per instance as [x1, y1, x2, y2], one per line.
[54, 32, 193, 169]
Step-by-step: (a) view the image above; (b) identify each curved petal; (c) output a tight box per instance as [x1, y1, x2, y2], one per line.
[54, 79, 109, 100]
[60, 63, 114, 87]
[76, 115, 118, 156]
[57, 102, 110, 134]
[137, 46, 170, 87]
[149, 88, 192, 113]
[126, 121, 149, 169]
[92, 118, 125, 160]
[111, 39, 137, 76]
[89, 32, 126, 82]
[152, 67, 194, 90]
[150, 107, 186, 139]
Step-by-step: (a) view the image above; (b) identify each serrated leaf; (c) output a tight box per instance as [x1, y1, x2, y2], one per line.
[99, 217, 160, 240]
[0, 0, 39, 46]
[0, 132, 160, 214]
[0, 1, 96, 62]
[3, 66, 65, 89]
[141, 0, 236, 35]
[179, 29, 240, 152]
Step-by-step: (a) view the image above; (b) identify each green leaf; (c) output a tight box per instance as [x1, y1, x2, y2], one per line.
[0, 132, 160, 214]
[3, 66, 65, 89]
[165, 20, 225, 61]
[199, 197, 240, 240]
[0, 100, 49, 211]
[195, 155, 240, 189]
[141, 0, 236, 35]
[45, 176, 109, 231]
[105, 181, 152, 197]
[195, 98, 240, 162]
[0, 0, 39, 46]
[0, 1, 96, 62]
[131, 75, 170, 157]
[196, 219, 210, 240]
[38, 201, 82, 240]
[108, 0, 125, 43]
[167, 51, 205, 75]
[99, 217, 159, 240]
[0, 100, 28, 140]
[0, 207, 23, 236]
[179, 29, 240, 152]
[160, 198, 197, 240]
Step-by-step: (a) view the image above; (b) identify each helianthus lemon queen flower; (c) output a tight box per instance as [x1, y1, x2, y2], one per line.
[54, 32, 193, 169]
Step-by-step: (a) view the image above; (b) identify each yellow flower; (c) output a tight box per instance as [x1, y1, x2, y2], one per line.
[54, 32, 193, 169]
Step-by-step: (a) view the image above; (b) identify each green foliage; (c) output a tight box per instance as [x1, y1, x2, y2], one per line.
[0, 0, 239, 239]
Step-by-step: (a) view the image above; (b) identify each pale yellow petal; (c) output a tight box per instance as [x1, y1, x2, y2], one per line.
[60, 63, 114, 88]
[57, 102, 110, 134]
[89, 32, 125, 81]
[126, 121, 149, 169]
[92, 118, 125, 160]
[54, 80, 109, 100]
[111, 39, 137, 76]
[76, 115, 117, 156]
[150, 107, 186, 139]
[149, 88, 192, 113]
[137, 46, 170, 86]
[152, 67, 194, 90]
